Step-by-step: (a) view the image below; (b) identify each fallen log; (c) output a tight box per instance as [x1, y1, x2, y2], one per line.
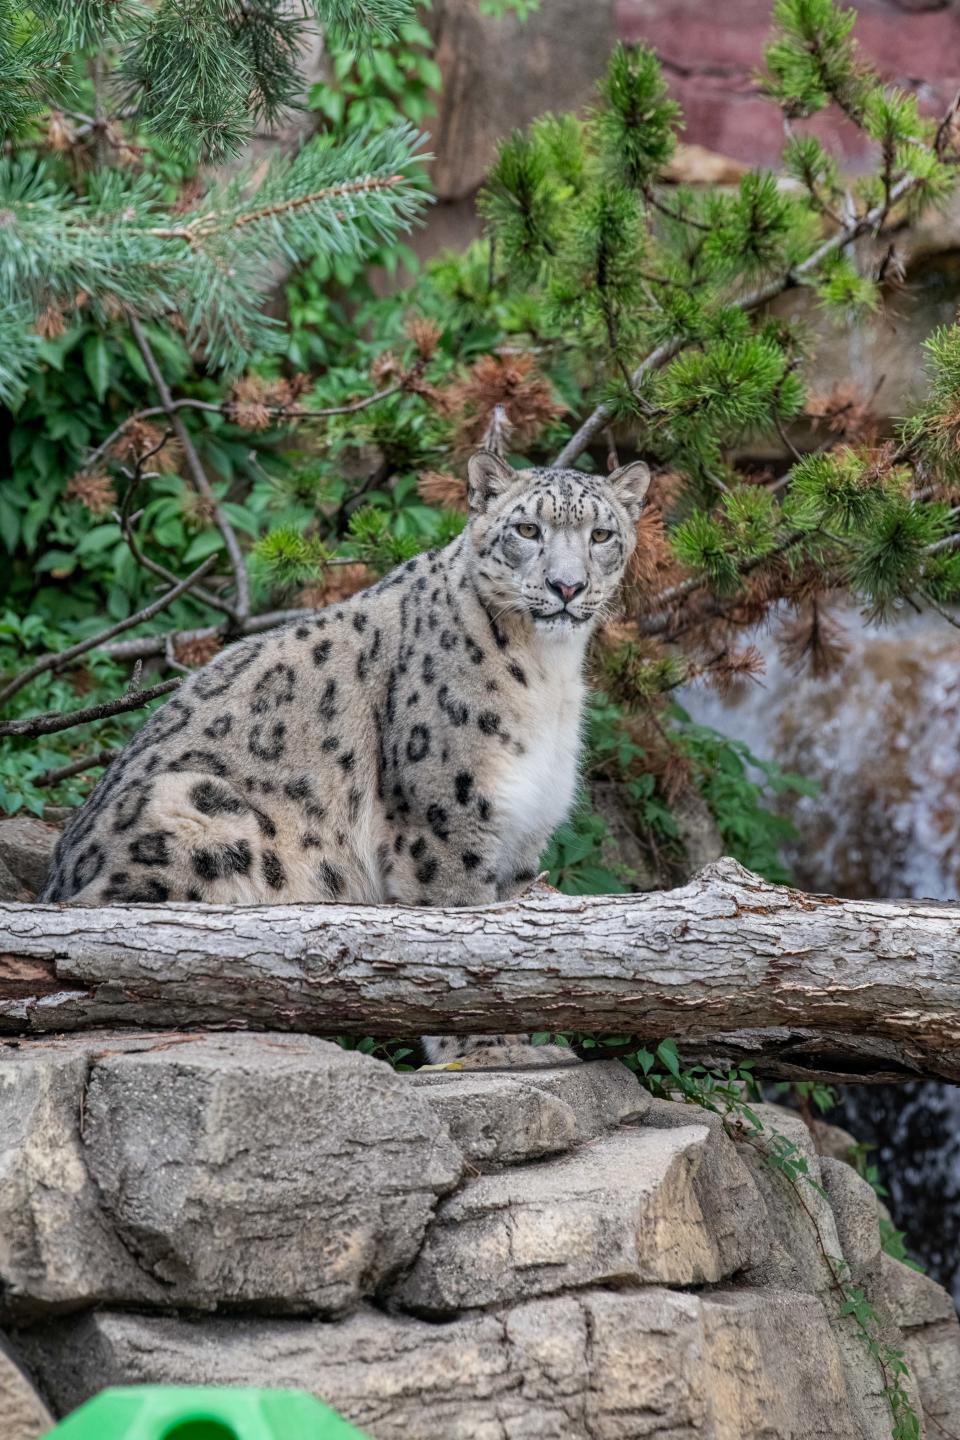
[1, 858, 959, 1085]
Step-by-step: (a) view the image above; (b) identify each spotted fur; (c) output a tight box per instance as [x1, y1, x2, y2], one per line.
[41, 451, 650, 1065]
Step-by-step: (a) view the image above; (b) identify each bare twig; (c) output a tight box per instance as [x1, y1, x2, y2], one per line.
[87, 55, 108, 167]
[79, 383, 405, 478]
[114, 499, 236, 621]
[127, 314, 251, 621]
[0, 679, 180, 739]
[36, 750, 119, 787]
[773, 414, 804, 464]
[0, 556, 217, 711]
[164, 634, 191, 674]
[919, 592, 960, 631]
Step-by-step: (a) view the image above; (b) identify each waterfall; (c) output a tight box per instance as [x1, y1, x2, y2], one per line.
[681, 604, 960, 902]
[682, 603, 960, 1298]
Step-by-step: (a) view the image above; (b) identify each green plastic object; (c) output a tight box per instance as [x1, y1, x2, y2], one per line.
[43, 1386, 372, 1440]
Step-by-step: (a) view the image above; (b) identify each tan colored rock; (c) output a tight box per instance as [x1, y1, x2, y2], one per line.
[698, 1288, 861, 1440]
[18, 1288, 871, 1440]
[664, 142, 748, 186]
[393, 1123, 767, 1314]
[428, 0, 615, 202]
[884, 1252, 960, 1435]
[410, 1060, 648, 1166]
[0, 1333, 53, 1440]
[4, 1039, 959, 1440]
[0, 1033, 463, 1317]
[83, 1034, 463, 1315]
[820, 1156, 882, 1286]
[0, 1034, 167, 1316]
[0, 817, 58, 897]
[388, 0, 616, 269]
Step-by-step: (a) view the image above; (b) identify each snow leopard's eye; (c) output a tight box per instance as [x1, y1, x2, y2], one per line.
[515, 522, 539, 540]
[591, 527, 613, 543]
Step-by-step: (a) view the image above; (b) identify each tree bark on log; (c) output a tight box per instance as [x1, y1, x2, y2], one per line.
[1, 858, 959, 1085]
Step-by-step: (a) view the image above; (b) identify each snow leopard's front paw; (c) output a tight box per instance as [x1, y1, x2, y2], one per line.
[420, 1034, 579, 1070]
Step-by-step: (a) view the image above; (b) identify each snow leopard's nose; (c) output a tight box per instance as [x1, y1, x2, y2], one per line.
[546, 577, 586, 605]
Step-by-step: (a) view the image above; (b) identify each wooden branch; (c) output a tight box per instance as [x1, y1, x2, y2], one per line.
[2, 859, 960, 1087]
[127, 315, 252, 621]
[81, 383, 404, 479]
[114, 495, 235, 621]
[35, 750, 119, 787]
[0, 556, 217, 711]
[95, 606, 311, 663]
[0, 678, 180, 739]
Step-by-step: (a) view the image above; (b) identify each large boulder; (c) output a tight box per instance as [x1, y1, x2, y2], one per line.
[82, 1034, 463, 1315]
[17, 1287, 879, 1440]
[394, 1123, 767, 1314]
[0, 1033, 463, 1316]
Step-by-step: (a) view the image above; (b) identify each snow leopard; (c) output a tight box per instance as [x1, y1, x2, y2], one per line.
[40, 448, 650, 1065]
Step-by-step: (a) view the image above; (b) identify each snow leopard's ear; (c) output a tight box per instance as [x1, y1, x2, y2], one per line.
[467, 449, 517, 514]
[607, 460, 651, 521]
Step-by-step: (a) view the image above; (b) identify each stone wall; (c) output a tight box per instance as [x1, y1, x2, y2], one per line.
[2, 1031, 959, 1439]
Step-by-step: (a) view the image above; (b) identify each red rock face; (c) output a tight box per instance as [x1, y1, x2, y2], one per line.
[615, 0, 960, 169]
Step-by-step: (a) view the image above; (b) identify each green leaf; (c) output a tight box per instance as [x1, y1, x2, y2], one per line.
[656, 1039, 681, 1078]
[82, 335, 112, 403]
[76, 524, 120, 557]
[183, 532, 226, 564]
[0, 492, 20, 553]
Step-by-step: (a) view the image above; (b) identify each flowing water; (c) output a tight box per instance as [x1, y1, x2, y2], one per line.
[681, 605, 960, 1296]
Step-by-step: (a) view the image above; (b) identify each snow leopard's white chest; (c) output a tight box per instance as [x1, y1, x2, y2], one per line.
[492, 643, 587, 878]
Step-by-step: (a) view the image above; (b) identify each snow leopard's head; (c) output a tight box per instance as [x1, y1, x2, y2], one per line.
[466, 449, 650, 635]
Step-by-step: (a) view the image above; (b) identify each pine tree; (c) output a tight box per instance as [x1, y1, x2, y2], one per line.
[468, 2, 960, 874]
[0, 0, 425, 402]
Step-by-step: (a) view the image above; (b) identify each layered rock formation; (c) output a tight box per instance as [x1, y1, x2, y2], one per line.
[1, 1032, 957, 1438]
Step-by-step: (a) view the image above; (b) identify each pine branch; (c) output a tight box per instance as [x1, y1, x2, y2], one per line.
[553, 173, 916, 469]
[0, 127, 426, 383]
[145, 173, 408, 241]
[0, 555, 217, 711]
[0, 678, 181, 739]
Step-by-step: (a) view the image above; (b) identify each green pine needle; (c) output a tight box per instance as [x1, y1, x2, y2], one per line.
[594, 42, 680, 191]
